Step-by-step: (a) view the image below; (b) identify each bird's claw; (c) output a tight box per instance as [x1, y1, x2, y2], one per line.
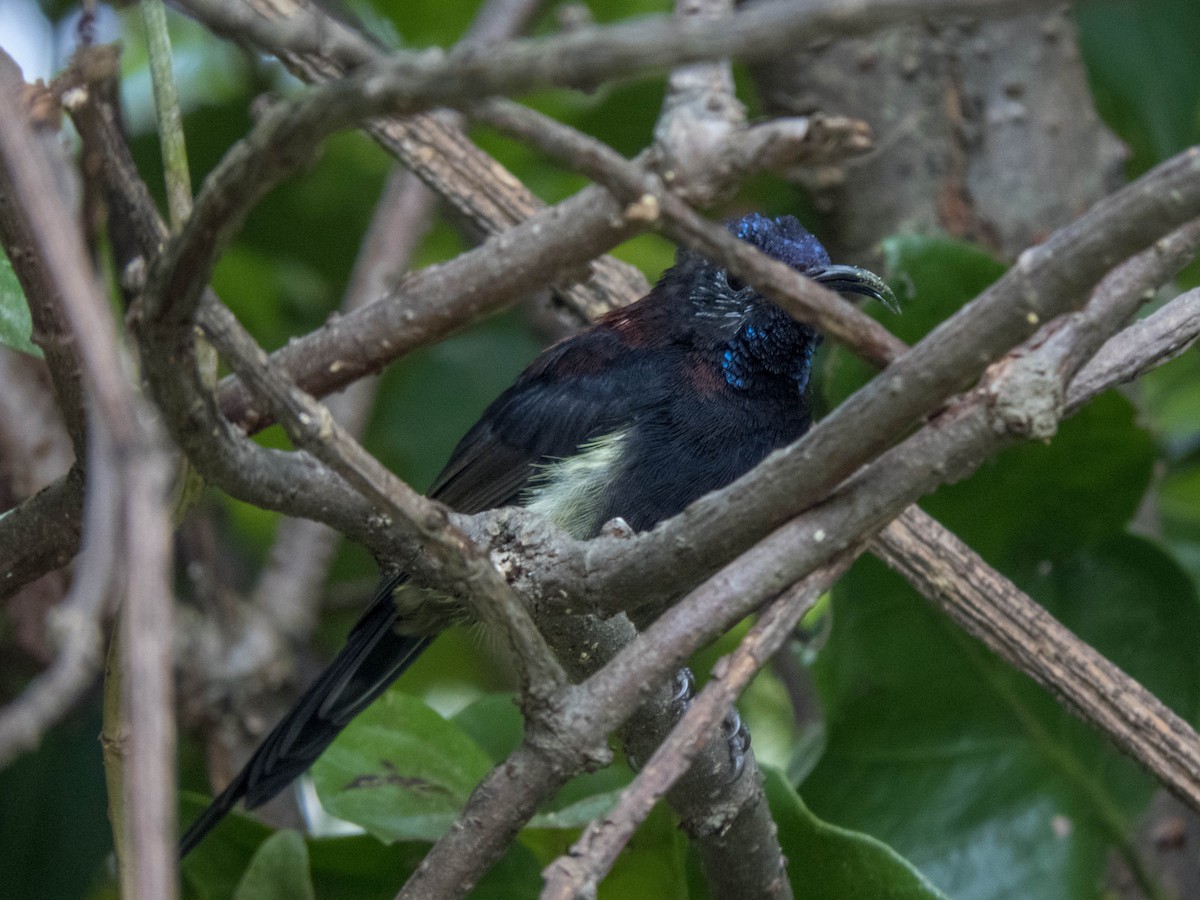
[627, 669, 749, 781]
[671, 667, 696, 708]
[721, 707, 751, 782]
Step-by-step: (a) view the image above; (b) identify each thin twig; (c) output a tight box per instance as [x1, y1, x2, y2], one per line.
[140, 0, 193, 228]
[1070, 289, 1200, 405]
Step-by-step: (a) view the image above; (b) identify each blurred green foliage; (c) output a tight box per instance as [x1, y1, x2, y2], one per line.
[0, 250, 42, 357]
[1076, 0, 1200, 177]
[3, 0, 1200, 897]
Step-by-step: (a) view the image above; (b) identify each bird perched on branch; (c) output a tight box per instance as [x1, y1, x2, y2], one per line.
[179, 213, 896, 856]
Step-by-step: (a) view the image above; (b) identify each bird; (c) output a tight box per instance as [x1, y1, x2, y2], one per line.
[179, 213, 896, 857]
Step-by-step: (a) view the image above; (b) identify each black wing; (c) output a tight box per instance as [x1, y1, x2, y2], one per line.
[428, 325, 653, 512]
[181, 323, 654, 856]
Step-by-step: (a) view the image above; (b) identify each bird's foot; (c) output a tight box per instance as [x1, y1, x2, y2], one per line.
[627, 668, 750, 781]
[628, 669, 695, 772]
[671, 666, 696, 710]
[721, 706, 751, 782]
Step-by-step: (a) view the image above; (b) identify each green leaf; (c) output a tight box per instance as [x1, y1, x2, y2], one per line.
[311, 831, 542, 900]
[452, 693, 525, 763]
[312, 689, 494, 842]
[232, 831, 315, 900]
[180, 793, 273, 900]
[1159, 460, 1200, 587]
[1138, 347, 1200, 454]
[924, 391, 1156, 569]
[1076, 0, 1200, 173]
[307, 836, 425, 899]
[469, 841, 546, 900]
[453, 693, 633, 830]
[528, 772, 629, 831]
[804, 534, 1200, 899]
[0, 252, 41, 357]
[178, 795, 538, 900]
[764, 767, 948, 899]
[879, 235, 1009, 340]
[597, 801, 689, 900]
[0, 705, 109, 899]
[359, 0, 481, 48]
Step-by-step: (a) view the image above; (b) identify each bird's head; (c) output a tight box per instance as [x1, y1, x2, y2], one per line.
[669, 213, 897, 330]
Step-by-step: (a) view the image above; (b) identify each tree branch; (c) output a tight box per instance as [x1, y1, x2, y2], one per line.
[543, 550, 860, 900]
[175, 0, 1054, 108]
[0, 468, 84, 599]
[0, 70, 177, 900]
[0, 51, 87, 455]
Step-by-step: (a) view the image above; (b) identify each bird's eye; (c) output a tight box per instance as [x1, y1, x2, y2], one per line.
[724, 272, 747, 292]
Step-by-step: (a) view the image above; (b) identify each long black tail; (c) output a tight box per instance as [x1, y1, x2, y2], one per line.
[180, 578, 432, 857]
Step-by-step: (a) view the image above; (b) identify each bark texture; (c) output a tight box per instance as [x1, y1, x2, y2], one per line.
[751, 8, 1126, 262]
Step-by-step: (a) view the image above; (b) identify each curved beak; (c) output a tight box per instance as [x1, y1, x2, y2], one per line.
[812, 264, 900, 314]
